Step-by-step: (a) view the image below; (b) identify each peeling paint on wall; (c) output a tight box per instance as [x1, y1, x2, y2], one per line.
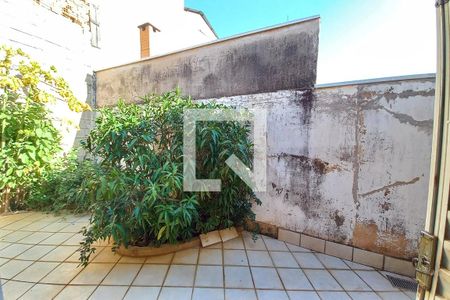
[205, 77, 434, 259]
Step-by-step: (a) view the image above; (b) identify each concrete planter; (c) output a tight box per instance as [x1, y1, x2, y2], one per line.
[116, 237, 201, 257]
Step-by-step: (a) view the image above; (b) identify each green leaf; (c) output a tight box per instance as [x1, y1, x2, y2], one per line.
[157, 226, 166, 240]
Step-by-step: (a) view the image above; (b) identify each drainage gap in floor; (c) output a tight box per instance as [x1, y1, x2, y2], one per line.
[386, 274, 417, 291]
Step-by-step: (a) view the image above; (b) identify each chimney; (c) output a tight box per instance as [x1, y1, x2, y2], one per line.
[138, 22, 160, 59]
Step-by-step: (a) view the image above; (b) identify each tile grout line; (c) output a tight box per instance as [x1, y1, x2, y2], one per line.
[262, 236, 291, 299]
[156, 248, 176, 300]
[189, 247, 201, 300]
[121, 256, 147, 299]
[86, 245, 124, 297]
[285, 235, 317, 298]
[242, 232, 260, 300]
[52, 243, 108, 299]
[221, 238, 226, 300]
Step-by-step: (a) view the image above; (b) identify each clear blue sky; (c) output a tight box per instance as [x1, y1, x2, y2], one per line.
[185, 0, 436, 84]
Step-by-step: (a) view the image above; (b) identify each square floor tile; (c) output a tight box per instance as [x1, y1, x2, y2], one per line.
[21, 221, 53, 231]
[270, 251, 298, 268]
[159, 287, 192, 300]
[0, 243, 32, 258]
[39, 232, 75, 245]
[118, 256, 146, 264]
[0, 242, 11, 251]
[286, 243, 312, 252]
[18, 232, 53, 244]
[193, 288, 224, 300]
[54, 285, 96, 300]
[242, 233, 266, 250]
[377, 291, 412, 299]
[59, 222, 86, 233]
[3, 221, 33, 231]
[206, 243, 222, 249]
[39, 245, 78, 261]
[199, 248, 222, 265]
[348, 292, 382, 299]
[0, 257, 9, 267]
[145, 253, 173, 264]
[102, 263, 141, 285]
[251, 267, 283, 289]
[0, 260, 33, 279]
[61, 233, 84, 246]
[195, 265, 223, 287]
[318, 291, 351, 299]
[262, 236, 289, 251]
[293, 252, 324, 269]
[223, 238, 245, 250]
[224, 266, 253, 288]
[247, 250, 272, 266]
[1, 280, 33, 299]
[316, 253, 349, 269]
[344, 260, 374, 270]
[304, 269, 342, 291]
[41, 222, 70, 233]
[278, 268, 313, 290]
[41, 262, 82, 284]
[356, 271, 398, 292]
[15, 245, 55, 260]
[330, 270, 371, 291]
[0, 231, 32, 242]
[20, 283, 64, 300]
[71, 263, 115, 284]
[164, 265, 196, 286]
[224, 250, 248, 266]
[172, 248, 199, 264]
[287, 291, 320, 300]
[0, 230, 13, 239]
[225, 288, 257, 300]
[14, 261, 59, 282]
[91, 248, 121, 263]
[124, 287, 160, 300]
[133, 264, 169, 286]
[89, 286, 128, 300]
[66, 247, 102, 262]
[257, 289, 289, 300]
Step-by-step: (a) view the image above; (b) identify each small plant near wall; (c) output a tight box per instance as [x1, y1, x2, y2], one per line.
[78, 90, 259, 265]
[0, 45, 90, 212]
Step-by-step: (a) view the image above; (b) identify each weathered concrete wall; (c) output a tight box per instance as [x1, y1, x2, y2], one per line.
[205, 75, 434, 259]
[95, 17, 320, 106]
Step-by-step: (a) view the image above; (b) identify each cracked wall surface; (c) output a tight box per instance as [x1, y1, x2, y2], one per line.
[207, 76, 434, 259]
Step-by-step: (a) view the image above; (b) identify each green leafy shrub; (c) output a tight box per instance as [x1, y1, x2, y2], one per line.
[25, 153, 100, 213]
[79, 90, 259, 265]
[0, 45, 90, 212]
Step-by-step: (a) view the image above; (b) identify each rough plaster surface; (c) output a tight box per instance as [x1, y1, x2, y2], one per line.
[202, 77, 434, 259]
[95, 17, 319, 106]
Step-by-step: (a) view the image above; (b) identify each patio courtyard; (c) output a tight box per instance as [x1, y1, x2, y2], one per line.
[0, 212, 415, 300]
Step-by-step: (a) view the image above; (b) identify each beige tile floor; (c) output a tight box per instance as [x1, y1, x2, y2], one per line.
[0, 212, 416, 300]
